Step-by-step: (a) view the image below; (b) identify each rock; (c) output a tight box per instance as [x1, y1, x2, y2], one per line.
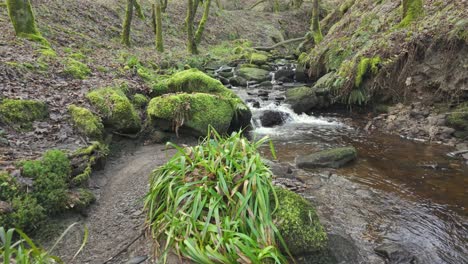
[86, 87, 141, 134]
[219, 76, 229, 85]
[229, 76, 247, 87]
[296, 147, 357, 169]
[0, 99, 48, 130]
[250, 53, 269, 65]
[285, 86, 320, 114]
[204, 61, 224, 71]
[295, 64, 308, 83]
[147, 130, 170, 144]
[260, 110, 290, 127]
[258, 81, 273, 89]
[263, 160, 294, 178]
[374, 243, 418, 264]
[68, 105, 104, 139]
[0, 201, 13, 214]
[217, 65, 234, 73]
[277, 76, 294, 83]
[218, 71, 234, 78]
[257, 90, 269, 97]
[237, 67, 270, 82]
[275, 68, 295, 81]
[273, 187, 327, 256]
[126, 256, 148, 264]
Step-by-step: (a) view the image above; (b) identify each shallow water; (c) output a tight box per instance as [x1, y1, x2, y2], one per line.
[228, 77, 468, 263]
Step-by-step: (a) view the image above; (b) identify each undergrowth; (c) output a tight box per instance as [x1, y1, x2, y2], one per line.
[144, 129, 288, 263]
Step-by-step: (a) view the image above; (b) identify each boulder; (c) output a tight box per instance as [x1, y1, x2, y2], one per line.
[273, 187, 328, 256]
[237, 67, 271, 82]
[0, 99, 48, 130]
[275, 68, 295, 82]
[285, 86, 320, 114]
[218, 71, 234, 78]
[260, 110, 290, 127]
[296, 147, 357, 169]
[295, 64, 309, 83]
[229, 76, 247, 87]
[86, 88, 141, 133]
[68, 105, 104, 139]
[250, 52, 269, 66]
[374, 243, 418, 264]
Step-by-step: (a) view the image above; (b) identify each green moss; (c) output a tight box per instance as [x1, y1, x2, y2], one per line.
[355, 56, 381, 88]
[0, 172, 19, 201]
[447, 103, 468, 131]
[273, 187, 327, 255]
[0, 195, 46, 231]
[148, 93, 234, 136]
[86, 87, 141, 133]
[71, 142, 109, 185]
[69, 52, 86, 61]
[69, 188, 96, 212]
[63, 58, 91, 79]
[399, 0, 424, 27]
[68, 105, 104, 139]
[250, 52, 269, 65]
[38, 47, 57, 58]
[0, 98, 48, 130]
[132, 93, 149, 108]
[237, 67, 270, 82]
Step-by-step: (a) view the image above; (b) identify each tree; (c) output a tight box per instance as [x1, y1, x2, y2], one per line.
[160, 0, 168, 13]
[6, 0, 48, 45]
[153, 2, 164, 52]
[121, 0, 145, 47]
[185, 0, 211, 54]
[310, 0, 323, 43]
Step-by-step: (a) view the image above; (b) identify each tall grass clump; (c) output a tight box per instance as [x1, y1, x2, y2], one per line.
[144, 128, 288, 263]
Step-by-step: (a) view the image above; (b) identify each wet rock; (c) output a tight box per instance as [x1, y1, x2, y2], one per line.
[218, 76, 229, 85]
[276, 68, 295, 81]
[257, 90, 269, 97]
[125, 255, 148, 264]
[237, 67, 270, 82]
[285, 86, 320, 114]
[252, 101, 260, 108]
[229, 76, 247, 87]
[296, 147, 357, 169]
[374, 243, 418, 264]
[217, 65, 234, 73]
[260, 96, 269, 101]
[263, 159, 294, 178]
[295, 64, 308, 83]
[258, 80, 273, 89]
[260, 110, 290, 127]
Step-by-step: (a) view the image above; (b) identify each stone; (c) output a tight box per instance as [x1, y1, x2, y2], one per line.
[260, 110, 290, 127]
[237, 67, 270, 82]
[374, 243, 418, 264]
[0, 201, 13, 214]
[219, 76, 229, 85]
[218, 71, 234, 78]
[296, 147, 357, 169]
[125, 256, 148, 264]
[295, 64, 308, 83]
[229, 76, 247, 87]
[285, 86, 320, 114]
[258, 81, 273, 89]
[275, 68, 295, 81]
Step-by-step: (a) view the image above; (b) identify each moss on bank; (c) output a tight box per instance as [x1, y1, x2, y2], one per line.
[68, 104, 104, 139]
[63, 58, 91, 79]
[0, 99, 48, 130]
[86, 87, 141, 133]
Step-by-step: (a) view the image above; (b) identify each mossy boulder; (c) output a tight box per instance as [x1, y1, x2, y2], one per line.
[273, 187, 328, 256]
[250, 52, 269, 65]
[296, 147, 357, 169]
[68, 105, 104, 139]
[0, 98, 48, 130]
[132, 93, 149, 108]
[447, 103, 468, 132]
[86, 87, 141, 133]
[147, 93, 235, 136]
[285, 86, 329, 114]
[237, 67, 271, 82]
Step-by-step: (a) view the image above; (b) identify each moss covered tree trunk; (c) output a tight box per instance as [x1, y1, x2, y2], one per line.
[122, 0, 135, 46]
[401, 0, 423, 26]
[6, 0, 39, 36]
[194, 0, 211, 45]
[154, 2, 164, 52]
[186, 0, 197, 54]
[311, 0, 323, 43]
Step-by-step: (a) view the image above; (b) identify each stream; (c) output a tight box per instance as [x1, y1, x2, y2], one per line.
[221, 62, 468, 264]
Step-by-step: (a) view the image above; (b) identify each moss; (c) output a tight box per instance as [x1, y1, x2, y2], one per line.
[63, 58, 91, 79]
[250, 52, 269, 65]
[0, 98, 48, 130]
[148, 93, 234, 136]
[38, 47, 57, 58]
[71, 142, 109, 185]
[6, 0, 48, 47]
[355, 56, 381, 88]
[0, 172, 19, 201]
[68, 104, 104, 139]
[273, 187, 327, 255]
[237, 67, 270, 82]
[400, 0, 424, 27]
[68, 188, 95, 212]
[286, 86, 316, 101]
[447, 103, 468, 131]
[86, 87, 141, 133]
[0, 195, 46, 231]
[132, 93, 149, 108]
[69, 52, 86, 61]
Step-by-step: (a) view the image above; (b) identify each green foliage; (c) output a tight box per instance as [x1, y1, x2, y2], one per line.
[399, 0, 424, 27]
[144, 130, 287, 263]
[71, 142, 109, 185]
[0, 173, 18, 201]
[273, 187, 327, 255]
[0, 99, 48, 130]
[1, 196, 46, 231]
[447, 103, 468, 131]
[63, 58, 91, 79]
[354, 56, 381, 88]
[132, 93, 149, 108]
[68, 105, 104, 139]
[86, 87, 141, 133]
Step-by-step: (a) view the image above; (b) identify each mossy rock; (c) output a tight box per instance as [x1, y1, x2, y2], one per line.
[273, 187, 328, 256]
[237, 67, 271, 82]
[68, 188, 96, 212]
[132, 93, 149, 108]
[285, 86, 322, 114]
[63, 58, 91, 79]
[250, 52, 269, 66]
[147, 93, 234, 136]
[0, 99, 48, 130]
[86, 87, 141, 134]
[447, 103, 468, 131]
[296, 147, 357, 169]
[68, 105, 104, 139]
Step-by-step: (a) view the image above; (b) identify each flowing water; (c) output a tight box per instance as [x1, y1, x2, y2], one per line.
[222, 64, 468, 264]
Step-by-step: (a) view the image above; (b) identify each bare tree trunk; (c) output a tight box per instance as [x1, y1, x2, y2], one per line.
[6, 0, 40, 36]
[185, 0, 198, 54]
[154, 1, 164, 52]
[194, 0, 211, 45]
[122, 0, 135, 46]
